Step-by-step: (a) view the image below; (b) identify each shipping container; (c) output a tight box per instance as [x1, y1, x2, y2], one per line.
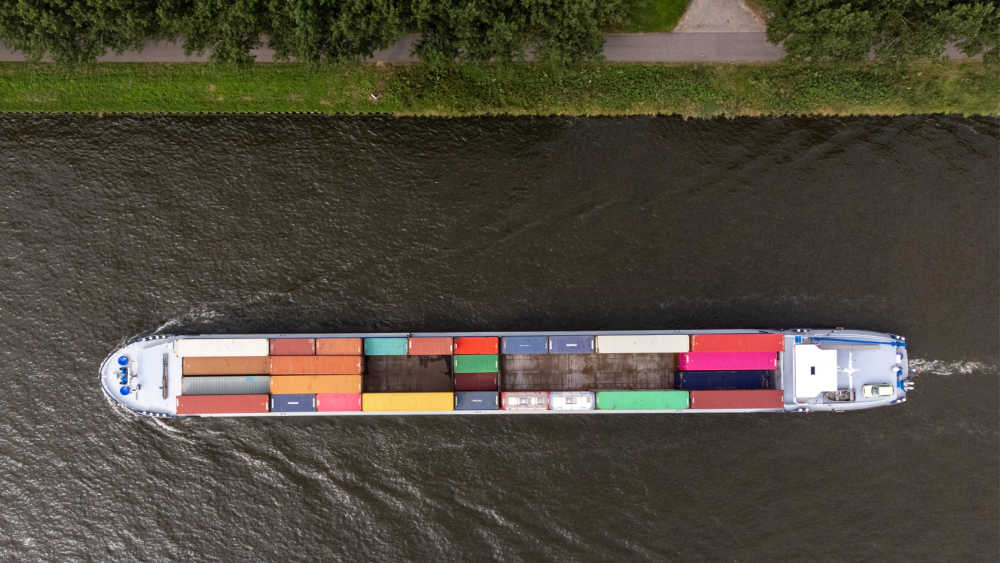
[316, 338, 363, 355]
[361, 392, 454, 412]
[454, 372, 499, 391]
[690, 333, 784, 353]
[271, 394, 316, 413]
[316, 393, 363, 412]
[453, 354, 499, 374]
[689, 389, 785, 409]
[269, 338, 315, 356]
[181, 375, 270, 395]
[269, 375, 362, 394]
[676, 370, 772, 390]
[677, 352, 778, 371]
[268, 356, 362, 375]
[596, 390, 689, 410]
[182, 356, 269, 376]
[501, 336, 548, 355]
[175, 338, 269, 357]
[549, 391, 595, 411]
[548, 335, 595, 354]
[364, 337, 408, 356]
[455, 391, 499, 411]
[453, 337, 499, 355]
[502, 391, 549, 411]
[176, 394, 269, 415]
[408, 337, 453, 355]
[595, 334, 689, 354]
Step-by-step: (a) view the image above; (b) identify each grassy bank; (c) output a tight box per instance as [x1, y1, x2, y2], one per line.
[0, 61, 996, 116]
[623, 0, 692, 32]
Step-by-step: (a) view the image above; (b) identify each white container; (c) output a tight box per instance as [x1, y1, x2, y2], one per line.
[595, 334, 690, 354]
[549, 391, 595, 411]
[174, 338, 269, 357]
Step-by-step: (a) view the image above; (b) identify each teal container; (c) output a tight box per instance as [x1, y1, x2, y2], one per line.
[596, 390, 690, 410]
[364, 337, 408, 356]
[453, 354, 499, 374]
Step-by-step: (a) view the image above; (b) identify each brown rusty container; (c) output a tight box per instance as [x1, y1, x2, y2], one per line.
[408, 337, 453, 355]
[454, 372, 499, 391]
[182, 356, 270, 376]
[315, 338, 363, 355]
[269, 338, 315, 356]
[269, 375, 362, 394]
[269, 355, 362, 375]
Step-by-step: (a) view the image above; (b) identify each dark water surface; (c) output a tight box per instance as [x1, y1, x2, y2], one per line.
[0, 115, 997, 560]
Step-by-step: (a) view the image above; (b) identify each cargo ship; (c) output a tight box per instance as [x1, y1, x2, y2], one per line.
[99, 329, 913, 417]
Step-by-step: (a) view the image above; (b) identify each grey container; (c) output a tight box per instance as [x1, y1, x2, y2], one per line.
[455, 391, 499, 411]
[181, 375, 271, 395]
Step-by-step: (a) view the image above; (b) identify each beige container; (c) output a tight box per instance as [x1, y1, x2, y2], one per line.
[595, 334, 690, 353]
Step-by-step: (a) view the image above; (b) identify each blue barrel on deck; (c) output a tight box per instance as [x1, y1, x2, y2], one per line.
[501, 336, 548, 355]
[270, 394, 316, 413]
[676, 370, 772, 390]
[117, 355, 129, 366]
[548, 335, 594, 354]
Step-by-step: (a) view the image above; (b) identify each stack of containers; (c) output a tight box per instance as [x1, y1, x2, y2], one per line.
[315, 338, 364, 412]
[679, 334, 786, 409]
[268, 338, 362, 413]
[176, 338, 271, 414]
[362, 337, 453, 412]
[453, 337, 499, 409]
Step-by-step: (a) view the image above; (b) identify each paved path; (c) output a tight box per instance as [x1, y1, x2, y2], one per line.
[675, 0, 765, 33]
[0, 32, 973, 63]
[0, 32, 787, 63]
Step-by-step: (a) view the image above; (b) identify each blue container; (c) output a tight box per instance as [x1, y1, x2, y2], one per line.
[501, 336, 548, 355]
[454, 391, 499, 411]
[548, 335, 594, 354]
[270, 394, 316, 413]
[676, 370, 772, 390]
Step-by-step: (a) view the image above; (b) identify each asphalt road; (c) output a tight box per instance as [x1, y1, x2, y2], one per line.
[0, 33, 786, 63]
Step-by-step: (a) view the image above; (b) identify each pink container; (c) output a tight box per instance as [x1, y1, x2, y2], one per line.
[316, 393, 362, 412]
[677, 352, 777, 371]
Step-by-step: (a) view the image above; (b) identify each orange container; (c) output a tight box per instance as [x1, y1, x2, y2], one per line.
[690, 334, 785, 353]
[269, 355, 362, 375]
[316, 338, 363, 355]
[182, 356, 270, 375]
[408, 337, 453, 355]
[269, 338, 315, 355]
[269, 375, 362, 394]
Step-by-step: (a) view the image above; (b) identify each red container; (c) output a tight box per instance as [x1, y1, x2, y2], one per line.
[689, 390, 785, 409]
[677, 352, 777, 371]
[454, 372, 498, 391]
[269, 338, 316, 356]
[316, 393, 363, 412]
[453, 337, 498, 355]
[269, 356, 362, 375]
[690, 334, 784, 353]
[408, 337, 453, 355]
[316, 338, 363, 355]
[176, 394, 269, 415]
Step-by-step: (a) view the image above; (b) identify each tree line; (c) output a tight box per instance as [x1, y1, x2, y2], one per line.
[0, 0, 995, 65]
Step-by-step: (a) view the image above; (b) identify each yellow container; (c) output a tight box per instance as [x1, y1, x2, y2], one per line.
[269, 375, 361, 394]
[362, 392, 454, 412]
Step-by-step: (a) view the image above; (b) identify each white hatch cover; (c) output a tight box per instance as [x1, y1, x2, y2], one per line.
[794, 344, 839, 400]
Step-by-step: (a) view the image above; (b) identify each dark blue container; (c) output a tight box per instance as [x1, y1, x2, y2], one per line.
[548, 335, 594, 354]
[501, 336, 548, 354]
[676, 370, 772, 390]
[271, 394, 316, 413]
[454, 391, 499, 411]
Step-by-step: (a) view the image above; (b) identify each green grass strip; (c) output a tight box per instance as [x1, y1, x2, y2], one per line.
[0, 61, 996, 116]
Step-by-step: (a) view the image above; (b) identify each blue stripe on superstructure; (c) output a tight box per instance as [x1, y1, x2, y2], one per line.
[810, 337, 906, 348]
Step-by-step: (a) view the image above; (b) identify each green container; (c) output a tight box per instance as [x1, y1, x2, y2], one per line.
[596, 390, 690, 410]
[453, 354, 499, 374]
[364, 337, 408, 356]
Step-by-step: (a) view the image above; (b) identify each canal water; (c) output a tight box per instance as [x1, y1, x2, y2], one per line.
[0, 115, 996, 560]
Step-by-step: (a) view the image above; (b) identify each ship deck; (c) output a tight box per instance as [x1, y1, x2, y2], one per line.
[500, 353, 677, 391]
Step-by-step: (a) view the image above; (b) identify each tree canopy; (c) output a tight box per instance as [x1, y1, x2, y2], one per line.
[763, 0, 998, 63]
